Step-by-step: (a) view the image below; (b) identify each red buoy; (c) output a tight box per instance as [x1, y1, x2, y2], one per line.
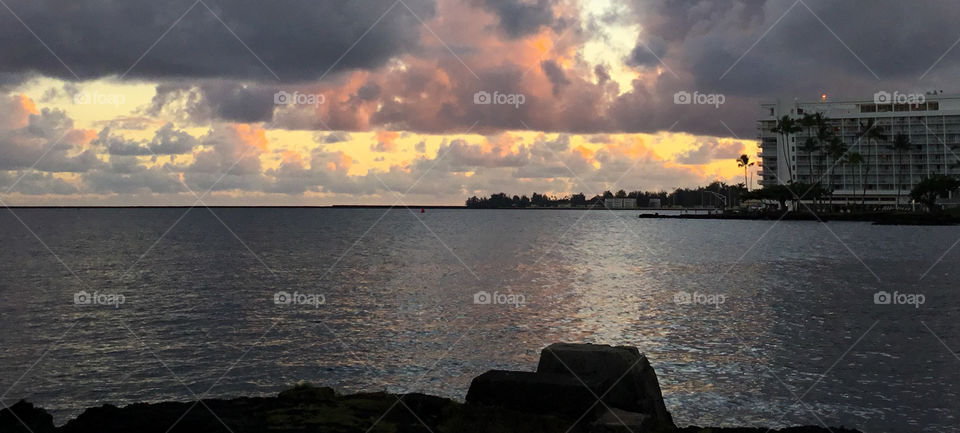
[421, 208, 425, 213]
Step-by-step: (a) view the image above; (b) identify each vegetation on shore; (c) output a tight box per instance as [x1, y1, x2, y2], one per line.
[464, 109, 960, 216]
[465, 182, 748, 209]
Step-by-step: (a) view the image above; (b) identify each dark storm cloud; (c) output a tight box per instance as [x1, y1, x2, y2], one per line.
[0, 72, 33, 90]
[0, 0, 434, 82]
[354, 83, 382, 102]
[0, 107, 105, 173]
[202, 83, 278, 123]
[628, 36, 667, 67]
[145, 81, 278, 124]
[97, 128, 153, 156]
[475, 0, 560, 37]
[541, 60, 570, 97]
[612, 0, 960, 137]
[97, 123, 198, 156]
[633, 0, 960, 94]
[0, 171, 78, 195]
[675, 138, 744, 165]
[150, 123, 199, 154]
[83, 157, 184, 194]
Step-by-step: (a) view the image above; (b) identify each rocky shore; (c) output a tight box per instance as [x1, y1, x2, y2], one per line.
[1, 343, 862, 433]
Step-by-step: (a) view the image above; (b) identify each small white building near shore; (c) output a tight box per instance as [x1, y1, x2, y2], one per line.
[604, 198, 637, 209]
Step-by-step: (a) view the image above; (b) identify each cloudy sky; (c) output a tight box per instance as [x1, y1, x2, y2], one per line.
[1, 0, 959, 205]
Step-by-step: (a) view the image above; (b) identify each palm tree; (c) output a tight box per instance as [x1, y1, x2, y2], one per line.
[827, 136, 847, 190]
[799, 113, 818, 182]
[846, 152, 865, 206]
[856, 119, 886, 206]
[801, 137, 818, 184]
[814, 115, 832, 184]
[772, 115, 801, 182]
[891, 133, 911, 210]
[800, 113, 828, 186]
[736, 154, 755, 191]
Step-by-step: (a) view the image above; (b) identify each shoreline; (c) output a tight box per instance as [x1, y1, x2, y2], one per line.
[638, 211, 959, 225]
[1, 343, 864, 433]
[0, 389, 862, 433]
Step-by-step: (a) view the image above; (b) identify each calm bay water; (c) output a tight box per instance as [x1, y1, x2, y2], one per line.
[0, 208, 958, 432]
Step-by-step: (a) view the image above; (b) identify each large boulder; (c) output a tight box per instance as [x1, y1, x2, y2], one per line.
[465, 370, 605, 418]
[0, 400, 55, 433]
[537, 343, 674, 430]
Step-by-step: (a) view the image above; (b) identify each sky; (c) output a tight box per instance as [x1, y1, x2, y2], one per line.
[1, 0, 960, 205]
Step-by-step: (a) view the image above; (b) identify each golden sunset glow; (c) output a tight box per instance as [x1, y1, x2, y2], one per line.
[0, 0, 765, 206]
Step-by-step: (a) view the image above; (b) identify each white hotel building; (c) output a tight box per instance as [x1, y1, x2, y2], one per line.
[757, 93, 960, 207]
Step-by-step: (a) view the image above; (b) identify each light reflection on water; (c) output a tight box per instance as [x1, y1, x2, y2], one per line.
[0, 208, 958, 432]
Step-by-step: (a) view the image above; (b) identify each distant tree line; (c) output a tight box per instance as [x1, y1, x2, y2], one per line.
[465, 182, 747, 209]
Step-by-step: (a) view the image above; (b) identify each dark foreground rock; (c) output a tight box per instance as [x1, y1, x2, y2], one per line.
[0, 400, 55, 433]
[467, 343, 674, 431]
[465, 370, 602, 417]
[677, 429, 863, 433]
[539, 342, 674, 428]
[0, 343, 862, 433]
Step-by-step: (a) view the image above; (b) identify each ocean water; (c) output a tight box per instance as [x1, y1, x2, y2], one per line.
[0, 208, 958, 432]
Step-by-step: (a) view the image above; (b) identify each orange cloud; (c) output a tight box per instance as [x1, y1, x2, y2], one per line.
[230, 123, 269, 152]
[1, 94, 39, 130]
[280, 150, 302, 164]
[574, 145, 594, 160]
[372, 130, 400, 152]
[323, 151, 353, 173]
[602, 136, 659, 160]
[16, 93, 38, 115]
